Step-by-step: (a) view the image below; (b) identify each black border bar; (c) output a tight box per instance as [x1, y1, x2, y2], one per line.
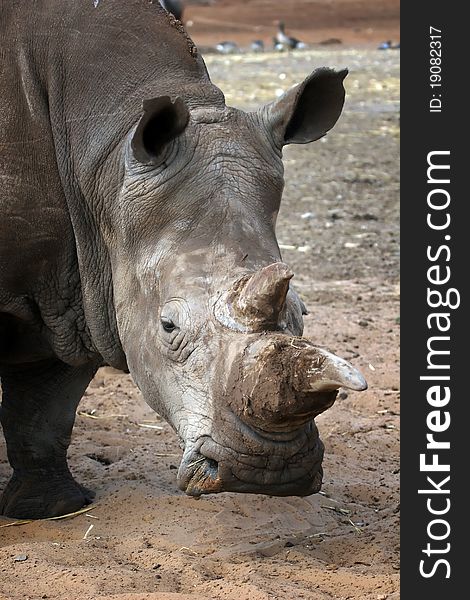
[401, 3, 466, 596]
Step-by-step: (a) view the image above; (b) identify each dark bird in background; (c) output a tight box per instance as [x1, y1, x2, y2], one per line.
[159, 0, 184, 21]
[215, 41, 239, 54]
[274, 21, 307, 50]
[250, 40, 265, 53]
[378, 40, 392, 50]
[378, 40, 400, 50]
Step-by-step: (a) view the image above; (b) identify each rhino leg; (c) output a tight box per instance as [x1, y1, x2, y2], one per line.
[0, 358, 98, 519]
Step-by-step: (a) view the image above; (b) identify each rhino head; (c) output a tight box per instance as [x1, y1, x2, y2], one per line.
[110, 67, 367, 497]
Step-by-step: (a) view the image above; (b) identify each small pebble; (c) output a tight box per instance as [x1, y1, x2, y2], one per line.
[14, 554, 28, 562]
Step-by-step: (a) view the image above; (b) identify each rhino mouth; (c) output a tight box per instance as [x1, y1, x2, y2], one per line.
[176, 415, 325, 497]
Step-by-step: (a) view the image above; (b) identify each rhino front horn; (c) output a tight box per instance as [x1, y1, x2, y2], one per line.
[230, 262, 293, 329]
[228, 336, 368, 430]
[293, 346, 368, 393]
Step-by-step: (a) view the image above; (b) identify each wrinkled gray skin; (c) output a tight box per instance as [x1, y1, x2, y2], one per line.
[0, 0, 366, 519]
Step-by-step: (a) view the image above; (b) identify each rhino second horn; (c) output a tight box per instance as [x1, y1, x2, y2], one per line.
[232, 262, 293, 328]
[296, 347, 368, 393]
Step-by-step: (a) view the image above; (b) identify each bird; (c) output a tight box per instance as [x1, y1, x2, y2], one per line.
[274, 21, 307, 50]
[250, 40, 264, 53]
[273, 37, 287, 52]
[215, 41, 239, 54]
[378, 40, 392, 50]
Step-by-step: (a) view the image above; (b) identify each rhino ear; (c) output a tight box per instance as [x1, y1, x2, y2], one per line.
[266, 67, 348, 146]
[131, 96, 189, 165]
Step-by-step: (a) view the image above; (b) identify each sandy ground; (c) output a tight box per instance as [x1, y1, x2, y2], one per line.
[1, 3, 399, 599]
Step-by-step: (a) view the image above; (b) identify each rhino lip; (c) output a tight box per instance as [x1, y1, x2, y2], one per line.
[198, 434, 324, 494]
[176, 416, 325, 497]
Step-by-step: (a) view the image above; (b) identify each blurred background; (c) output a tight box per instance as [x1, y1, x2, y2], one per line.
[166, 0, 400, 50]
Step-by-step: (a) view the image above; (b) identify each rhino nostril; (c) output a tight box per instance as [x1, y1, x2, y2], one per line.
[182, 454, 222, 496]
[205, 457, 218, 477]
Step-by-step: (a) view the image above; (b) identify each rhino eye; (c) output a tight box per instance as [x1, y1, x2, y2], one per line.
[161, 317, 177, 333]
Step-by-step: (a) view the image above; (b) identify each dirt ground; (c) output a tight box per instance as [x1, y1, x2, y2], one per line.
[0, 2, 399, 599]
